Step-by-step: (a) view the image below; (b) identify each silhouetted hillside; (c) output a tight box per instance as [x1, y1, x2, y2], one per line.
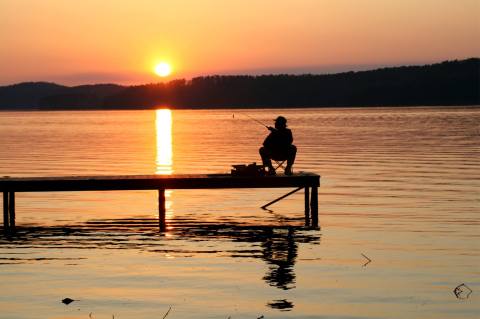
[38, 84, 125, 109]
[1, 58, 478, 109]
[0, 83, 125, 109]
[0, 82, 67, 108]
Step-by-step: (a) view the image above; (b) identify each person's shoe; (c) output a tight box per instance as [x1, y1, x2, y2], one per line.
[285, 166, 293, 175]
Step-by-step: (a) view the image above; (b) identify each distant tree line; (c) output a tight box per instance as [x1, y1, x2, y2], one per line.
[0, 58, 478, 109]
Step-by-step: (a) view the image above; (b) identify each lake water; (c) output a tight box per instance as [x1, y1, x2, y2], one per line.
[0, 107, 478, 319]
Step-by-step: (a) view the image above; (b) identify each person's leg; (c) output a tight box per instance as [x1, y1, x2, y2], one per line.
[259, 147, 275, 175]
[285, 145, 297, 175]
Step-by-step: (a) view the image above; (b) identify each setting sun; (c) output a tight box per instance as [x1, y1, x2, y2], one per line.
[154, 62, 172, 77]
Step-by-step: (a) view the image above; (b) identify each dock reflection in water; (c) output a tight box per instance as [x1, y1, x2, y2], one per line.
[1, 218, 320, 311]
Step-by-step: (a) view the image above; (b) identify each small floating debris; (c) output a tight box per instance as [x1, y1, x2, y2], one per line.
[61, 297, 75, 305]
[453, 283, 472, 299]
[361, 253, 372, 267]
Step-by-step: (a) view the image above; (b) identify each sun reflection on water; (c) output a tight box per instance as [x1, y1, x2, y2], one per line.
[155, 109, 174, 221]
[155, 109, 173, 175]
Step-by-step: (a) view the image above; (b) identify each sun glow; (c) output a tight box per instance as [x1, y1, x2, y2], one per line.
[154, 62, 172, 77]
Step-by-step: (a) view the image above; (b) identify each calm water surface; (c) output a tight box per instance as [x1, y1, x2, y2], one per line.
[0, 107, 478, 319]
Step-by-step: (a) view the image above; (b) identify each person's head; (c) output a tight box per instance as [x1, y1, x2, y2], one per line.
[274, 116, 287, 129]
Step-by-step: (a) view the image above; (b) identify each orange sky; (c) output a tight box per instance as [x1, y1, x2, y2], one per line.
[1, 0, 479, 85]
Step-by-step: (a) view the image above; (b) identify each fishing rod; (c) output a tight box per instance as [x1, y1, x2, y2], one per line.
[234, 112, 270, 129]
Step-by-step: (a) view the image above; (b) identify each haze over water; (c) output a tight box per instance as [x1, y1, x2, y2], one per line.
[0, 107, 478, 318]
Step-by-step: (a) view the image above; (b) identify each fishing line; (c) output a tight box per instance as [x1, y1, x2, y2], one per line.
[234, 112, 269, 129]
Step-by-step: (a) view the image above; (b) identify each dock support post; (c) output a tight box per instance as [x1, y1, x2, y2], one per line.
[304, 187, 310, 226]
[311, 186, 318, 228]
[9, 192, 15, 230]
[3, 192, 9, 231]
[158, 189, 166, 232]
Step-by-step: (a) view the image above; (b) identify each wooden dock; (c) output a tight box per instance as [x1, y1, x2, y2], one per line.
[1, 172, 320, 232]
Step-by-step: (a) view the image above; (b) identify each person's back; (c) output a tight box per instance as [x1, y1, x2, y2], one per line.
[263, 126, 293, 156]
[259, 116, 297, 175]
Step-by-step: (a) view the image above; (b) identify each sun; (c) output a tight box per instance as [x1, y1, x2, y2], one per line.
[154, 62, 172, 77]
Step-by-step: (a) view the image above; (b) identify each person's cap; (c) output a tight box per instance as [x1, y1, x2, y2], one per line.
[274, 116, 287, 124]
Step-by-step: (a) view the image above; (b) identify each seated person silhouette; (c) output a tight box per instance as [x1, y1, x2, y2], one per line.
[259, 116, 297, 175]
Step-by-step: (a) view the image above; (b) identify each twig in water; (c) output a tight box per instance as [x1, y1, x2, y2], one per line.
[453, 283, 472, 299]
[361, 253, 372, 267]
[162, 306, 172, 319]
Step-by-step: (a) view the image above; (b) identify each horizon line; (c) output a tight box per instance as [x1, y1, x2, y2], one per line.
[1, 57, 477, 88]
